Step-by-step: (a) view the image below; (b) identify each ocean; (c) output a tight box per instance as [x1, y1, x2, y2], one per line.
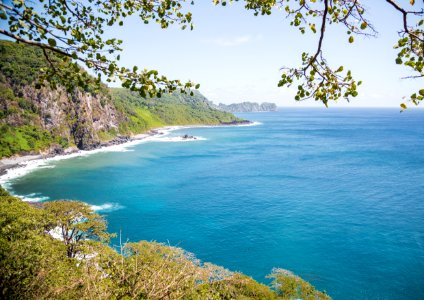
[3, 108, 424, 299]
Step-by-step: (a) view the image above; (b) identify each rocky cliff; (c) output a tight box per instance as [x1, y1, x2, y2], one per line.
[0, 40, 241, 158]
[218, 102, 277, 113]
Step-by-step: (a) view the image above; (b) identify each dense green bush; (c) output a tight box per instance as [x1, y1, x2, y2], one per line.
[268, 269, 330, 300]
[0, 125, 68, 158]
[0, 41, 48, 87]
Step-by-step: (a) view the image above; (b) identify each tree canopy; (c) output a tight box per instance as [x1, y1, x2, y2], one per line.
[44, 200, 113, 258]
[0, 0, 422, 108]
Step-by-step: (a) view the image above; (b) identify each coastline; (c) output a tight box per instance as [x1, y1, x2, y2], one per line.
[0, 130, 153, 177]
[0, 120, 258, 197]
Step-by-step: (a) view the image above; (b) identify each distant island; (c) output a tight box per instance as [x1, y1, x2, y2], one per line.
[217, 102, 277, 113]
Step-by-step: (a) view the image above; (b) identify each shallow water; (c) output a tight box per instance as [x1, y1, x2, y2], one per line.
[5, 108, 424, 299]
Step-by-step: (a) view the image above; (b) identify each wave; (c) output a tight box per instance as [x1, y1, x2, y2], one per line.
[153, 136, 207, 143]
[10, 191, 50, 202]
[20, 195, 50, 202]
[174, 122, 263, 129]
[236, 121, 262, 127]
[90, 203, 124, 212]
[0, 159, 54, 186]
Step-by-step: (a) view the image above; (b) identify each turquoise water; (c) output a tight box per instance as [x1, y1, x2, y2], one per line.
[6, 108, 424, 299]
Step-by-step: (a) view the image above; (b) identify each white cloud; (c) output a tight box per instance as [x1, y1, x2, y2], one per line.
[202, 34, 261, 47]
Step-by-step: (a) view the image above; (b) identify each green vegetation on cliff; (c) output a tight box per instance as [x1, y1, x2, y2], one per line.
[0, 187, 330, 299]
[111, 89, 241, 135]
[0, 125, 68, 158]
[0, 40, 48, 87]
[0, 40, 240, 159]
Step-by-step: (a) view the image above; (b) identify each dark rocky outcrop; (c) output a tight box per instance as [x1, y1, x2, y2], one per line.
[220, 120, 252, 125]
[181, 134, 196, 140]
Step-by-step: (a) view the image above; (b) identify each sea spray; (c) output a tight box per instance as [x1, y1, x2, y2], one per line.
[91, 203, 125, 212]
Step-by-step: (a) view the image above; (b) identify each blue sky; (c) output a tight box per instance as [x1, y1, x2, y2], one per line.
[2, 1, 420, 107]
[108, 1, 423, 107]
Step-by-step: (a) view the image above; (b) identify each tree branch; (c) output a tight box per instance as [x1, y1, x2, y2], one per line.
[0, 28, 73, 58]
[385, 0, 424, 42]
[305, 0, 328, 70]
[42, 48, 58, 74]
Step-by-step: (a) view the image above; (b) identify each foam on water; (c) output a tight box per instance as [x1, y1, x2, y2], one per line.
[0, 184, 51, 202]
[20, 194, 50, 202]
[154, 136, 207, 142]
[20, 191, 50, 202]
[237, 121, 262, 127]
[91, 203, 125, 212]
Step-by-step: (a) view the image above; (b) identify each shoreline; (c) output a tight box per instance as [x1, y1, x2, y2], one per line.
[0, 129, 155, 177]
[0, 120, 258, 195]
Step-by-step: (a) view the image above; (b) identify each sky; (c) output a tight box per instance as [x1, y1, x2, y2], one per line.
[4, 1, 422, 107]
[106, 1, 423, 107]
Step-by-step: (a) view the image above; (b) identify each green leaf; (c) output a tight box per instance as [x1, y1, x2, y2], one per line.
[47, 38, 56, 47]
[348, 36, 354, 43]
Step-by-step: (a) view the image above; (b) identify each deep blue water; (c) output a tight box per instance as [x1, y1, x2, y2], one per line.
[6, 108, 424, 299]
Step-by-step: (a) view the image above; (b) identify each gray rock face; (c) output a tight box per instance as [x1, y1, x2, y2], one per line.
[218, 102, 277, 113]
[20, 85, 120, 150]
